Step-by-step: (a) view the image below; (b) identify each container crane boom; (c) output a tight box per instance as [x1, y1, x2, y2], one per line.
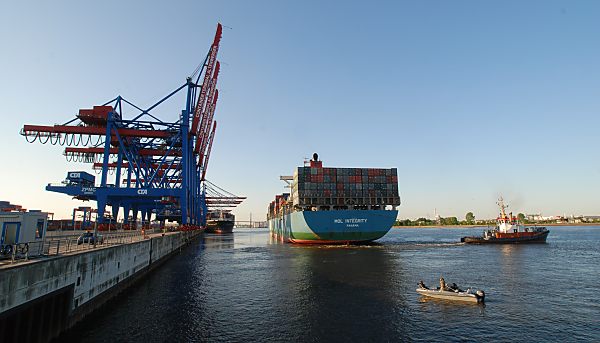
[201, 121, 217, 181]
[190, 23, 222, 134]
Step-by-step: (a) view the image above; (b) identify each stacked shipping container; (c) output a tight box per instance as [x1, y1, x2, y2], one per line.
[291, 166, 400, 208]
[267, 193, 290, 220]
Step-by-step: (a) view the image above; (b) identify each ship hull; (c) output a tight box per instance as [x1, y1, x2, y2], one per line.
[205, 220, 234, 234]
[416, 288, 483, 303]
[461, 230, 549, 244]
[269, 210, 397, 244]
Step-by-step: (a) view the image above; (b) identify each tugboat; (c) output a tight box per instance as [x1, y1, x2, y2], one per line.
[461, 197, 549, 244]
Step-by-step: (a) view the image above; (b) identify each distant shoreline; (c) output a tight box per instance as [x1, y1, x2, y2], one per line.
[393, 222, 600, 229]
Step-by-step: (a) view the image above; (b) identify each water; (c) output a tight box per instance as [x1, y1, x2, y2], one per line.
[60, 226, 600, 342]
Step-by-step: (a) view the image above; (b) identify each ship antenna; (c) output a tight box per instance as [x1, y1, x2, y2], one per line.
[497, 196, 508, 218]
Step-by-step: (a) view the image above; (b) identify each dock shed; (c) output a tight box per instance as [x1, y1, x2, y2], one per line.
[0, 210, 48, 246]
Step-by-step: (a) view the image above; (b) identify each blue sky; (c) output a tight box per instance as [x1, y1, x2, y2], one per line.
[1, 0, 599, 221]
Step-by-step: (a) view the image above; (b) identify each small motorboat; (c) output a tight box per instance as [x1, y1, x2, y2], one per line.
[416, 281, 485, 303]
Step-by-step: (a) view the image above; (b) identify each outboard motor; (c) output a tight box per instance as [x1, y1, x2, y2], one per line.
[475, 290, 485, 303]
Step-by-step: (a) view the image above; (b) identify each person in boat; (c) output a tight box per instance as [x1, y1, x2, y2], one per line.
[449, 283, 463, 292]
[439, 276, 446, 291]
[418, 280, 427, 289]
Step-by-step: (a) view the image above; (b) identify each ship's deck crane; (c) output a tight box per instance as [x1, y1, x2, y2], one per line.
[20, 24, 231, 230]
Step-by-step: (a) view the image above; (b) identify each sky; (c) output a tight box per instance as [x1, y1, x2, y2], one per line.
[1, 0, 599, 221]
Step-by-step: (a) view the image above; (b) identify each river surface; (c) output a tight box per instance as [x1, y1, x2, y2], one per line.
[60, 226, 600, 342]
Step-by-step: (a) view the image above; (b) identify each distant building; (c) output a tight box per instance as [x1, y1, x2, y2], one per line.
[526, 214, 569, 223]
[526, 214, 543, 221]
[583, 215, 600, 222]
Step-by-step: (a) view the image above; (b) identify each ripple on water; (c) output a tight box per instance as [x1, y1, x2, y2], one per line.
[58, 226, 600, 342]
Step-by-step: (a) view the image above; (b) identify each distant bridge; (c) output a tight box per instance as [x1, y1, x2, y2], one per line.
[234, 221, 267, 228]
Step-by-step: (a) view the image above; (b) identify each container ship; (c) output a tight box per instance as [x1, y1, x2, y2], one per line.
[267, 154, 401, 244]
[205, 210, 235, 234]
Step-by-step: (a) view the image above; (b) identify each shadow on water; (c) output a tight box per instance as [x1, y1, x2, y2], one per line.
[202, 233, 235, 251]
[274, 243, 410, 341]
[417, 296, 487, 316]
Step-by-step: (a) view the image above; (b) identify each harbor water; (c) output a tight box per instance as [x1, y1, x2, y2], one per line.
[59, 226, 600, 342]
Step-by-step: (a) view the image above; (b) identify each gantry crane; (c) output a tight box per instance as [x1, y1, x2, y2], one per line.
[21, 24, 231, 230]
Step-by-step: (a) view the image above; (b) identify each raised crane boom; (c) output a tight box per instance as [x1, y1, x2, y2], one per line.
[190, 23, 222, 135]
[200, 89, 219, 156]
[201, 121, 217, 181]
[194, 62, 219, 154]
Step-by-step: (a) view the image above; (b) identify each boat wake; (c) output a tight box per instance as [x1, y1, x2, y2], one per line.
[384, 241, 464, 248]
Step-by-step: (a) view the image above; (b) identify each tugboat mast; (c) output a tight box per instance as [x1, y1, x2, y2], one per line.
[497, 196, 509, 221]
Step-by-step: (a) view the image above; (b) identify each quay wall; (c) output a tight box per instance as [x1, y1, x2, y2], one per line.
[0, 230, 201, 343]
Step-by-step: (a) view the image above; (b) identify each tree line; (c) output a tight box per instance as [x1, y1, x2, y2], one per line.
[394, 212, 493, 226]
[394, 211, 600, 226]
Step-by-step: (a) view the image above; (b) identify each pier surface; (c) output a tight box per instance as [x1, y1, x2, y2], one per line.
[0, 230, 201, 343]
